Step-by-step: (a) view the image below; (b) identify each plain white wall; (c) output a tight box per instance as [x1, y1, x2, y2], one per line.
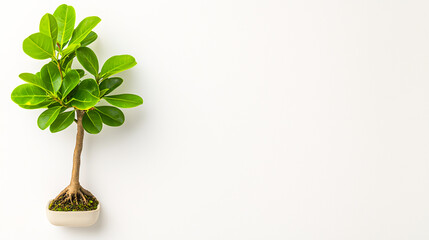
[1, 0, 429, 239]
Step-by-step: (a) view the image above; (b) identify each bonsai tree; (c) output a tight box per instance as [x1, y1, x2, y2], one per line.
[11, 4, 142, 211]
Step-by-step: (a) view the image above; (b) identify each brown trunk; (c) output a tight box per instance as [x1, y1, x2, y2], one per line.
[52, 110, 96, 205]
[70, 110, 84, 187]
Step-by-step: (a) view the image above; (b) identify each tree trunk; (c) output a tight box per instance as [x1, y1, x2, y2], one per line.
[70, 110, 84, 188]
[51, 110, 96, 205]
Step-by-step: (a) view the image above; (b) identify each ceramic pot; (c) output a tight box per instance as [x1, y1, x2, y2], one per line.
[46, 200, 100, 227]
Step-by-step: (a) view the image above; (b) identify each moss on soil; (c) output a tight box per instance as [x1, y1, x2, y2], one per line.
[49, 193, 99, 211]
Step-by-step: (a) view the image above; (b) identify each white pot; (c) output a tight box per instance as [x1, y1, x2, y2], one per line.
[46, 200, 100, 227]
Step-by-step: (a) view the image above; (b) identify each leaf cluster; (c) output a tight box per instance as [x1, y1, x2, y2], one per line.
[11, 4, 143, 134]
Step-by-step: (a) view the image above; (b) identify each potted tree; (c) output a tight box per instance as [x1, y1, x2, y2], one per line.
[11, 4, 143, 227]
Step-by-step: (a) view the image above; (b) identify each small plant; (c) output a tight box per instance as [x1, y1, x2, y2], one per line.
[11, 4, 142, 211]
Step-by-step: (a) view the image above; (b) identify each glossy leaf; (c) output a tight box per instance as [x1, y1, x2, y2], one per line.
[80, 31, 97, 47]
[99, 77, 123, 96]
[76, 69, 85, 78]
[76, 47, 99, 77]
[23, 33, 54, 59]
[62, 43, 80, 56]
[50, 110, 75, 133]
[100, 55, 136, 78]
[60, 70, 80, 99]
[103, 94, 143, 108]
[39, 13, 58, 45]
[65, 59, 73, 71]
[82, 110, 102, 134]
[11, 84, 48, 106]
[47, 102, 62, 108]
[41, 62, 62, 93]
[99, 89, 109, 97]
[70, 79, 100, 110]
[95, 106, 124, 126]
[61, 52, 75, 71]
[19, 73, 49, 92]
[69, 17, 101, 45]
[54, 4, 76, 48]
[19, 100, 52, 109]
[37, 106, 62, 130]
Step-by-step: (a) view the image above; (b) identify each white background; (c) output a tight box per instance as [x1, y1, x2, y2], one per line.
[0, 0, 429, 239]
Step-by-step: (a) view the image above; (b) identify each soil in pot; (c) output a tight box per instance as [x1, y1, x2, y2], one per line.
[49, 192, 99, 211]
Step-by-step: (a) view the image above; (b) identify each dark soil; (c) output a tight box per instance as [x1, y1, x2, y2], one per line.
[49, 193, 99, 211]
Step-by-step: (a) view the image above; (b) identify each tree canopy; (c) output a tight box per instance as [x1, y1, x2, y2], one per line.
[11, 4, 143, 134]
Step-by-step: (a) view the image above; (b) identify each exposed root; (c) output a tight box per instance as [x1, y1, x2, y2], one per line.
[80, 187, 95, 198]
[50, 184, 98, 211]
[55, 185, 87, 204]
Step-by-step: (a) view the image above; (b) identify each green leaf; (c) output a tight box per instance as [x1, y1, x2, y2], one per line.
[60, 70, 80, 99]
[61, 52, 75, 71]
[53, 4, 76, 48]
[47, 102, 62, 108]
[76, 69, 85, 78]
[39, 13, 58, 45]
[19, 72, 38, 83]
[69, 17, 101, 45]
[65, 60, 73, 72]
[80, 31, 97, 47]
[19, 100, 52, 109]
[11, 84, 48, 106]
[41, 62, 62, 94]
[19, 73, 50, 92]
[99, 77, 123, 96]
[70, 79, 100, 110]
[62, 43, 80, 56]
[23, 33, 54, 59]
[76, 47, 99, 77]
[95, 106, 124, 126]
[50, 110, 75, 133]
[104, 94, 143, 108]
[37, 106, 62, 130]
[100, 55, 137, 78]
[99, 89, 109, 97]
[82, 110, 102, 134]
